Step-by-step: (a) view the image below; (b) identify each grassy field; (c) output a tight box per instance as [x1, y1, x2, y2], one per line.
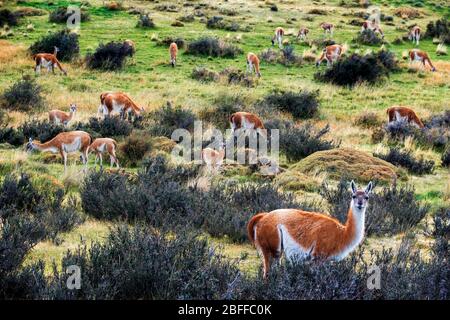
[0, 0, 449, 276]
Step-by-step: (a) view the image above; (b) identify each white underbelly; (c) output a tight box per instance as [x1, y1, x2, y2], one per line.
[278, 224, 313, 261]
[62, 137, 82, 153]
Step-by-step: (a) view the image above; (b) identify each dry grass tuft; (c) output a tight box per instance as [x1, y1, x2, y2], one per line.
[394, 7, 421, 19]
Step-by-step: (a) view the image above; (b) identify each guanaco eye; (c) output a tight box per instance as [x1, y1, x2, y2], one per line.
[364, 196, 369, 200]
[352, 195, 356, 199]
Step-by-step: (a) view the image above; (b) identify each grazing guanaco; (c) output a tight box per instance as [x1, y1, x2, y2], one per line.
[387, 106, 425, 128]
[271, 27, 285, 48]
[201, 147, 225, 171]
[230, 112, 267, 139]
[297, 27, 309, 41]
[361, 20, 384, 39]
[409, 26, 421, 46]
[246, 52, 261, 78]
[88, 138, 119, 168]
[169, 42, 178, 67]
[409, 49, 436, 72]
[320, 22, 334, 37]
[248, 180, 373, 278]
[315, 44, 345, 67]
[98, 92, 144, 120]
[33, 46, 67, 75]
[48, 104, 77, 126]
[26, 131, 91, 171]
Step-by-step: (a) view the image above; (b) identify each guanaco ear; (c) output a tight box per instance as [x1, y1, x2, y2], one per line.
[28, 137, 33, 143]
[350, 180, 357, 194]
[365, 181, 373, 195]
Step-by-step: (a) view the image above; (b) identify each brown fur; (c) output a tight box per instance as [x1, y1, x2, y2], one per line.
[99, 92, 144, 118]
[247, 52, 261, 77]
[387, 106, 425, 128]
[169, 42, 178, 67]
[297, 27, 309, 39]
[88, 138, 119, 168]
[33, 47, 67, 75]
[409, 49, 435, 71]
[201, 147, 225, 170]
[316, 44, 344, 66]
[230, 112, 265, 130]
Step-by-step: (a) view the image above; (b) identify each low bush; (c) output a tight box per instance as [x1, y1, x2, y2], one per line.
[136, 14, 155, 28]
[1, 76, 44, 112]
[0, 9, 19, 27]
[206, 16, 240, 31]
[220, 67, 256, 87]
[308, 8, 328, 15]
[29, 29, 80, 62]
[20, 120, 66, 143]
[260, 90, 320, 120]
[279, 45, 302, 66]
[442, 144, 450, 167]
[75, 116, 133, 138]
[118, 132, 153, 167]
[191, 66, 219, 83]
[374, 49, 398, 71]
[0, 127, 25, 146]
[354, 111, 382, 128]
[145, 102, 197, 138]
[156, 36, 185, 48]
[321, 179, 429, 236]
[186, 37, 243, 58]
[48, 225, 239, 299]
[374, 148, 434, 175]
[49, 6, 90, 24]
[425, 18, 450, 44]
[353, 29, 383, 45]
[199, 93, 243, 130]
[259, 48, 279, 64]
[86, 41, 134, 71]
[265, 120, 337, 162]
[394, 7, 421, 19]
[178, 14, 195, 23]
[314, 52, 392, 86]
[384, 119, 421, 141]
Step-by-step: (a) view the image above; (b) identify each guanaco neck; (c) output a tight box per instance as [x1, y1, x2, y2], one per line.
[33, 140, 59, 152]
[341, 202, 366, 252]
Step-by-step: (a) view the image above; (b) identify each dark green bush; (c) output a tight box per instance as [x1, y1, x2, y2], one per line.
[353, 29, 383, 45]
[146, 102, 197, 138]
[0, 9, 19, 27]
[75, 116, 133, 138]
[374, 147, 434, 175]
[199, 94, 242, 130]
[1, 76, 44, 112]
[156, 36, 185, 48]
[29, 29, 80, 62]
[118, 132, 152, 167]
[48, 225, 239, 299]
[86, 41, 134, 71]
[136, 14, 155, 28]
[20, 120, 66, 143]
[260, 90, 320, 120]
[354, 111, 382, 128]
[186, 37, 242, 58]
[0, 127, 25, 146]
[206, 16, 240, 31]
[191, 66, 219, 83]
[442, 144, 450, 167]
[425, 18, 450, 44]
[321, 179, 429, 236]
[49, 6, 90, 24]
[314, 53, 391, 86]
[266, 119, 338, 162]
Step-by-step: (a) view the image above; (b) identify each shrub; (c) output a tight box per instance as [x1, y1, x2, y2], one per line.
[321, 179, 429, 236]
[186, 37, 243, 58]
[279, 45, 302, 66]
[0, 127, 25, 146]
[270, 4, 278, 12]
[119, 132, 153, 167]
[308, 8, 328, 15]
[1, 76, 44, 111]
[265, 120, 337, 162]
[374, 49, 398, 71]
[75, 116, 133, 138]
[0, 9, 19, 27]
[206, 16, 240, 31]
[29, 29, 80, 62]
[156, 36, 185, 48]
[145, 102, 197, 138]
[354, 111, 382, 128]
[260, 90, 320, 120]
[259, 48, 279, 64]
[353, 29, 383, 45]
[19, 120, 66, 143]
[384, 118, 421, 141]
[196, 181, 317, 242]
[442, 144, 450, 167]
[49, 6, 90, 24]
[86, 41, 134, 71]
[199, 93, 243, 130]
[220, 67, 256, 87]
[178, 14, 195, 23]
[48, 225, 239, 299]
[394, 7, 421, 19]
[314, 53, 390, 86]
[374, 148, 434, 175]
[136, 14, 155, 28]
[191, 66, 219, 83]
[425, 18, 450, 44]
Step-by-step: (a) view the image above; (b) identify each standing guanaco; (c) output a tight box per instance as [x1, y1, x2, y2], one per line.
[386, 106, 425, 128]
[48, 104, 77, 126]
[409, 26, 421, 46]
[271, 27, 285, 48]
[246, 52, 261, 78]
[87, 138, 119, 168]
[320, 22, 334, 37]
[315, 44, 346, 67]
[297, 27, 309, 41]
[33, 46, 67, 75]
[169, 42, 178, 67]
[409, 49, 436, 72]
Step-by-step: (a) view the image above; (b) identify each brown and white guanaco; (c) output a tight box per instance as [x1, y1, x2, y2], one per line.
[297, 27, 309, 41]
[409, 49, 436, 72]
[33, 46, 67, 75]
[48, 104, 77, 126]
[248, 180, 373, 278]
[320, 22, 334, 37]
[409, 26, 421, 46]
[271, 27, 285, 48]
[98, 91, 144, 120]
[246, 52, 261, 78]
[169, 42, 178, 67]
[387, 106, 425, 128]
[87, 138, 119, 168]
[316, 44, 346, 67]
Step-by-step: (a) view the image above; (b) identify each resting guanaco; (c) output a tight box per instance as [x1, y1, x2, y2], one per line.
[248, 181, 373, 278]
[88, 138, 119, 168]
[26, 131, 91, 171]
[48, 104, 77, 126]
[33, 46, 67, 75]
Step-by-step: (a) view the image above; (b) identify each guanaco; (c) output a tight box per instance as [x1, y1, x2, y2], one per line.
[297, 27, 309, 41]
[88, 138, 119, 168]
[98, 92, 144, 120]
[409, 26, 421, 46]
[246, 52, 261, 78]
[271, 27, 285, 48]
[33, 46, 67, 75]
[316, 44, 346, 67]
[409, 49, 436, 71]
[361, 20, 384, 39]
[169, 42, 178, 67]
[248, 181, 373, 278]
[320, 22, 334, 37]
[48, 104, 77, 126]
[387, 106, 425, 128]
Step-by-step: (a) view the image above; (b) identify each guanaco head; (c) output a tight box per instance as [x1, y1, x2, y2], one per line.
[69, 103, 77, 113]
[350, 180, 373, 212]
